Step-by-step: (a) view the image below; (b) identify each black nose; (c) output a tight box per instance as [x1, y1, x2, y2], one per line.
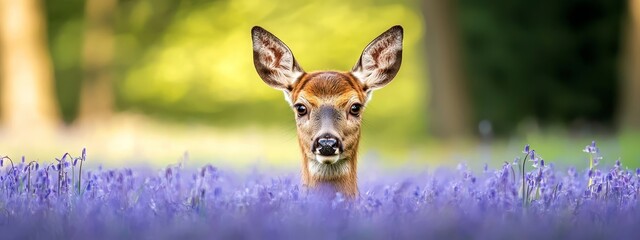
[314, 135, 341, 156]
[318, 138, 337, 148]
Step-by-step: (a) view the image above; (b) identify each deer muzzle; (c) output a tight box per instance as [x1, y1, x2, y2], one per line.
[313, 134, 342, 164]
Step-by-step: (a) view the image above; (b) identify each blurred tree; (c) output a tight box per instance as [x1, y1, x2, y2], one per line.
[78, 0, 118, 125]
[0, 0, 61, 132]
[459, 0, 625, 134]
[44, 0, 85, 123]
[113, 0, 426, 143]
[422, 0, 472, 139]
[620, 0, 640, 130]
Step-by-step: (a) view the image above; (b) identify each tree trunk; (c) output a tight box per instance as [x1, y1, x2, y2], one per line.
[620, 0, 640, 130]
[0, 0, 61, 132]
[77, 0, 117, 126]
[422, 0, 472, 139]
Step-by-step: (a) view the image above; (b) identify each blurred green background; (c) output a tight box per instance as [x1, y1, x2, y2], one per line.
[1, 0, 639, 169]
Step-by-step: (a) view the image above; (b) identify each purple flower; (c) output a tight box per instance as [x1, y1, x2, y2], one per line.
[535, 169, 543, 183]
[529, 150, 540, 168]
[200, 167, 207, 177]
[0, 145, 637, 239]
[523, 144, 530, 154]
[530, 150, 536, 160]
[583, 141, 598, 154]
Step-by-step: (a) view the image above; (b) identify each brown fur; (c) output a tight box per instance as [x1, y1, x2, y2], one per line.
[251, 26, 403, 199]
[292, 72, 366, 198]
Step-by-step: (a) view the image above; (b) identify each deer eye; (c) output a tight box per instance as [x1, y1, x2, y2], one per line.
[294, 104, 307, 117]
[349, 103, 362, 116]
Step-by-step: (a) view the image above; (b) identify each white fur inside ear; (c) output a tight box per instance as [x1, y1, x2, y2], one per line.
[255, 42, 304, 87]
[351, 26, 403, 90]
[355, 40, 401, 89]
[351, 71, 370, 85]
[252, 27, 304, 90]
[283, 90, 293, 105]
[365, 90, 373, 104]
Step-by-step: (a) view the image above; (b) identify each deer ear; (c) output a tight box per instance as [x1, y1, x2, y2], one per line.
[351, 25, 403, 92]
[252, 26, 304, 92]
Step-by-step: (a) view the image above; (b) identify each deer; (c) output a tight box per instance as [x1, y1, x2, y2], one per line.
[251, 25, 403, 198]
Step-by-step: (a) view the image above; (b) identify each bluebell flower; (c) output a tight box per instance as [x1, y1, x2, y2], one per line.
[535, 168, 543, 183]
[529, 150, 540, 168]
[0, 145, 638, 238]
[583, 141, 598, 154]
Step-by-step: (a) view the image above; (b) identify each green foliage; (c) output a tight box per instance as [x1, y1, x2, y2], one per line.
[114, 0, 428, 140]
[43, 0, 628, 141]
[458, 0, 625, 134]
[45, 0, 85, 122]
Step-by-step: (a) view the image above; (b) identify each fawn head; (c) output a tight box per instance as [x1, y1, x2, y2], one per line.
[251, 26, 402, 192]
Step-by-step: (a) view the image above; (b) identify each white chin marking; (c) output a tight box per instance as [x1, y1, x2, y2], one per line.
[315, 154, 340, 164]
[309, 156, 350, 179]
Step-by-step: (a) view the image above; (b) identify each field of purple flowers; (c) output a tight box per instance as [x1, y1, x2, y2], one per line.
[1, 141, 639, 239]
